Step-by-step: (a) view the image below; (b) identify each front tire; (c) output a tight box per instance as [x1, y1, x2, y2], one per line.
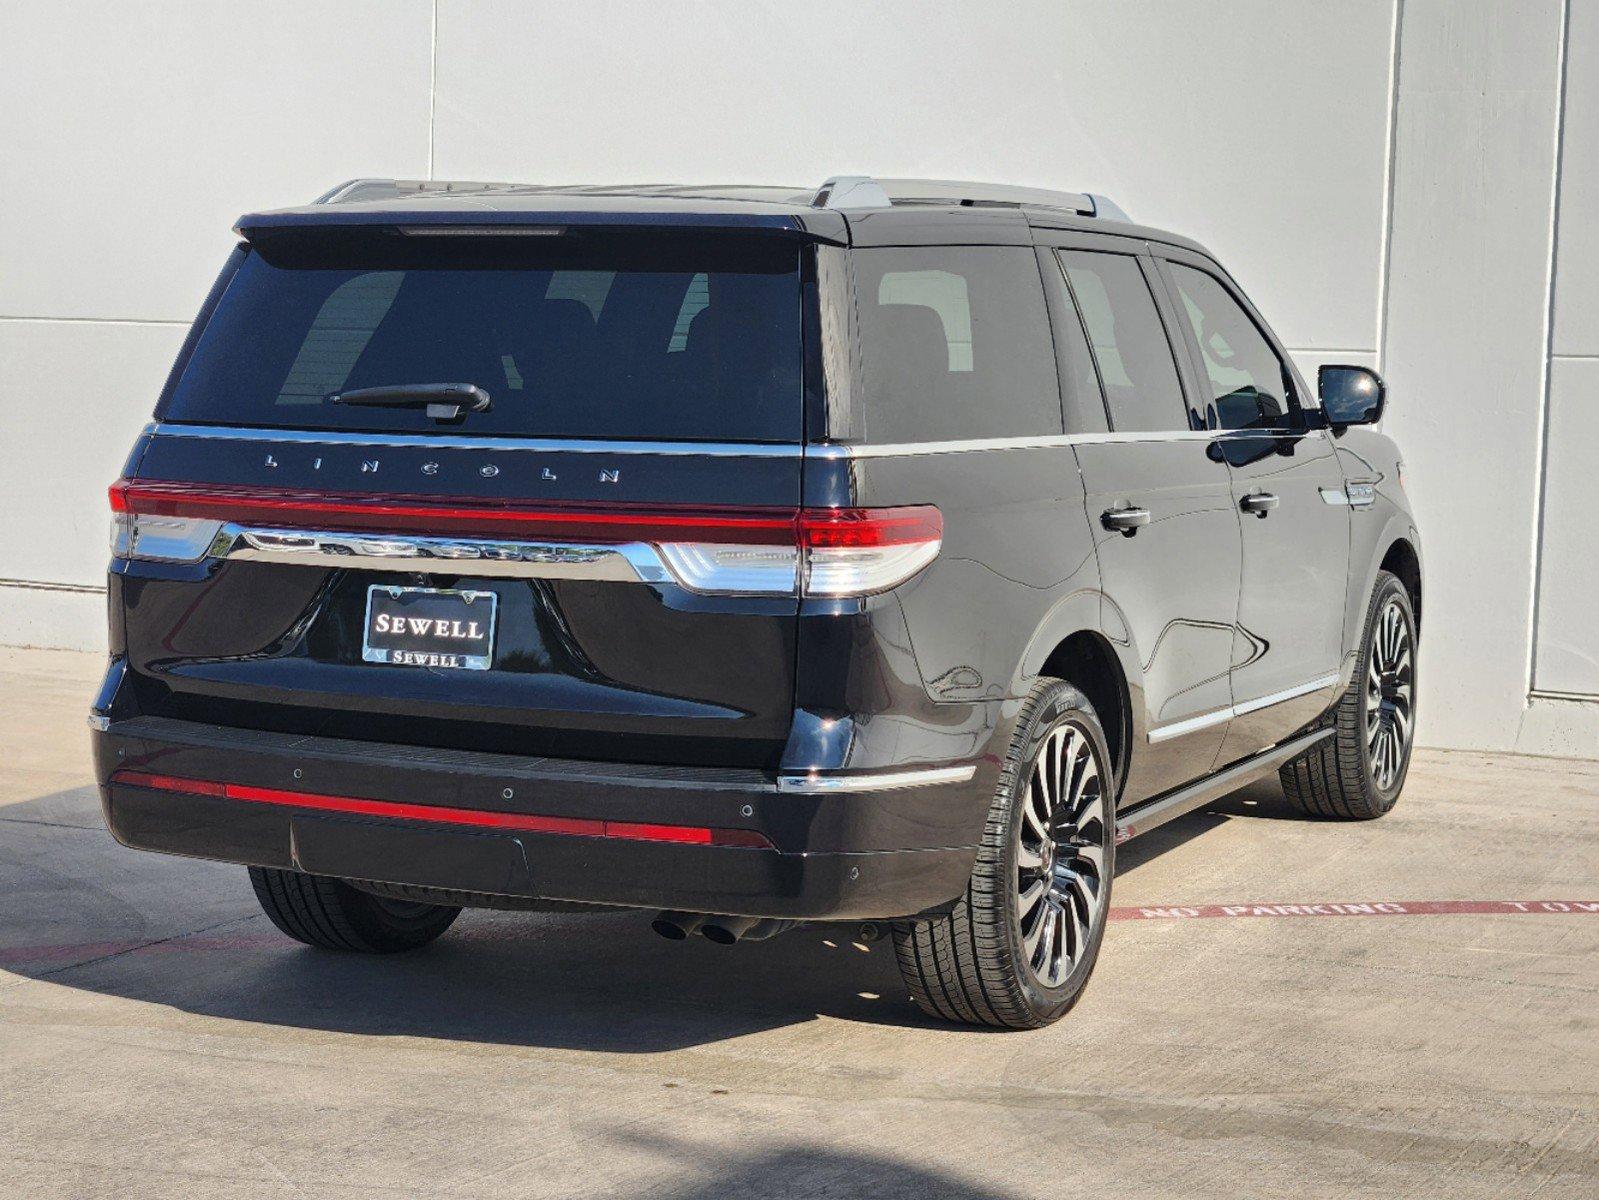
[1280, 569, 1417, 819]
[892, 679, 1115, 1029]
[249, 867, 460, 953]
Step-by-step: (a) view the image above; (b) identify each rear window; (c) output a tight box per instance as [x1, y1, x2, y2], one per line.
[852, 247, 1062, 443]
[162, 231, 804, 442]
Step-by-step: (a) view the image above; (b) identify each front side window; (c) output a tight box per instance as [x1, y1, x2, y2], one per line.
[162, 231, 803, 442]
[853, 246, 1061, 442]
[1057, 250, 1188, 433]
[1166, 262, 1293, 430]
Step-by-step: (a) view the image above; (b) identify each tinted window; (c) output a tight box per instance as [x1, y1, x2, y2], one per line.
[1057, 250, 1188, 433]
[1167, 262, 1293, 430]
[854, 247, 1061, 442]
[163, 231, 803, 442]
[1039, 250, 1109, 433]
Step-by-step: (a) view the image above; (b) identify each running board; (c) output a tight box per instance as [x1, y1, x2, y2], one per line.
[1114, 727, 1334, 843]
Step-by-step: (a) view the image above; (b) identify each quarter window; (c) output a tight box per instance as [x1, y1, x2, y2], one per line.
[854, 247, 1062, 442]
[1167, 263, 1293, 430]
[1056, 251, 1188, 433]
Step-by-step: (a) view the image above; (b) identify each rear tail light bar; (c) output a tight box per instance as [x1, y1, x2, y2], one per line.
[109, 769, 774, 849]
[109, 479, 941, 597]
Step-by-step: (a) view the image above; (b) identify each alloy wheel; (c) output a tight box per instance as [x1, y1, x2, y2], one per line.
[1366, 597, 1414, 792]
[1014, 722, 1108, 987]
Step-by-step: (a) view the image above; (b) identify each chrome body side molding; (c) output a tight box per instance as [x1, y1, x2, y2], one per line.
[147, 423, 1323, 461]
[776, 764, 977, 794]
[1147, 673, 1340, 744]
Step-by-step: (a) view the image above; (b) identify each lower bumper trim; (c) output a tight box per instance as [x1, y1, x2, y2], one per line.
[109, 769, 773, 848]
[102, 781, 977, 920]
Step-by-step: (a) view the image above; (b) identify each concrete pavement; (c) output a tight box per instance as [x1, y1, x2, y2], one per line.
[2, 646, 1596, 1198]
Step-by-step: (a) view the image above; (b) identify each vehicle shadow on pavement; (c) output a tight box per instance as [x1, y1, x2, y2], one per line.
[621, 1138, 1016, 1199]
[3, 779, 1273, 1054]
[1, 786, 939, 1053]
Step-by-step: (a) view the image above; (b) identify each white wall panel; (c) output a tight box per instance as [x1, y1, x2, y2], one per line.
[1379, 0, 1566, 750]
[0, 0, 433, 324]
[1552, 0, 1599, 356]
[432, 0, 1394, 353]
[0, 319, 185, 585]
[1533, 358, 1599, 696]
[0, 0, 1592, 754]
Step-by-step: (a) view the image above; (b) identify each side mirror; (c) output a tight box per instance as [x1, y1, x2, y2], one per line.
[1318, 365, 1386, 427]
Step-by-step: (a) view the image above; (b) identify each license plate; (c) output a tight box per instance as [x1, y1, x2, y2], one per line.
[362, 585, 497, 670]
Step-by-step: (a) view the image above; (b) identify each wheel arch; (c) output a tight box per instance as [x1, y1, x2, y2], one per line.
[1343, 515, 1422, 679]
[1379, 536, 1422, 632]
[1037, 629, 1133, 795]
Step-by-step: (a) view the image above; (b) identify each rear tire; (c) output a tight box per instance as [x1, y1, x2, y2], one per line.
[249, 867, 460, 953]
[1279, 569, 1416, 820]
[892, 679, 1115, 1029]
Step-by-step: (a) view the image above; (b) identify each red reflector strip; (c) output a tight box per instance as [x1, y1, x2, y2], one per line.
[109, 479, 940, 552]
[111, 480, 794, 545]
[110, 770, 773, 849]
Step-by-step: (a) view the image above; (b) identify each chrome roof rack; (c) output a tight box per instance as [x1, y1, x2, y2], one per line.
[811, 175, 1129, 222]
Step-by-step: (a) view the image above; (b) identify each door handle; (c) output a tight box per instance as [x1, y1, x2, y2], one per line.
[1101, 506, 1152, 537]
[1240, 492, 1279, 518]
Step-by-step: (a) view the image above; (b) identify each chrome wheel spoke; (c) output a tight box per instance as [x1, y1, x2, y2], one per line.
[1021, 782, 1049, 842]
[1031, 903, 1058, 970]
[1074, 841, 1106, 877]
[1065, 868, 1097, 920]
[1063, 896, 1086, 969]
[1018, 876, 1047, 920]
[1074, 790, 1105, 838]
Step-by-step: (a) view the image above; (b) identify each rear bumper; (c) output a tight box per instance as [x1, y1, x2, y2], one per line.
[91, 716, 986, 920]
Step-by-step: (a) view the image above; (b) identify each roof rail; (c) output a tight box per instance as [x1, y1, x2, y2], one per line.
[811, 175, 1129, 222]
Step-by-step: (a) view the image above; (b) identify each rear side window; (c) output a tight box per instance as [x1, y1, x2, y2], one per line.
[853, 247, 1061, 442]
[1057, 250, 1188, 433]
[162, 231, 804, 442]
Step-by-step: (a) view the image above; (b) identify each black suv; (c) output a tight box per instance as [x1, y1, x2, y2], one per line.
[91, 176, 1421, 1028]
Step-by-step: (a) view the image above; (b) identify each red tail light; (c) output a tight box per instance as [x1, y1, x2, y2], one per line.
[109, 479, 942, 597]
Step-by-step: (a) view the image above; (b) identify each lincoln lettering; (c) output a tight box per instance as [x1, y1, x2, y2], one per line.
[372, 615, 484, 640]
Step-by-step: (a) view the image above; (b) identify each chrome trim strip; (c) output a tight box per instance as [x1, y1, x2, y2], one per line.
[1146, 705, 1234, 744]
[1148, 673, 1340, 743]
[810, 431, 1219, 459]
[216, 525, 673, 583]
[776, 764, 977, 794]
[147, 422, 804, 458]
[811, 429, 1322, 459]
[1231, 673, 1341, 718]
[149, 423, 1322, 461]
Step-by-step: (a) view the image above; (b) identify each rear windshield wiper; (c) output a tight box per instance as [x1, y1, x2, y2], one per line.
[327, 383, 492, 423]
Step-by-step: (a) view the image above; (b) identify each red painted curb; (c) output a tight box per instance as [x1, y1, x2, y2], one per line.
[1109, 900, 1599, 920]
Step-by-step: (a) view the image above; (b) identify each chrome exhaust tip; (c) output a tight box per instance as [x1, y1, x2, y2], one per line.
[651, 911, 705, 941]
[700, 915, 759, 945]
[701, 916, 800, 945]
